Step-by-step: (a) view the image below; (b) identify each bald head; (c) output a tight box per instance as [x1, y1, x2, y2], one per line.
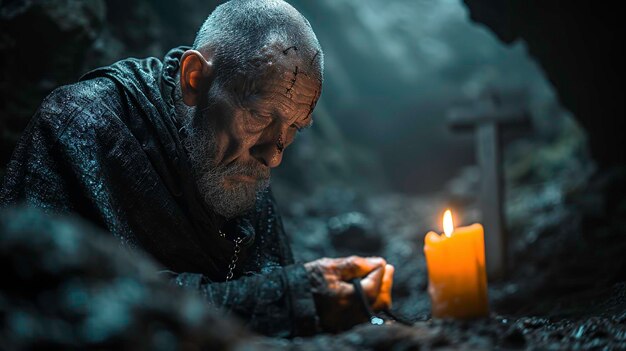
[192, 0, 323, 86]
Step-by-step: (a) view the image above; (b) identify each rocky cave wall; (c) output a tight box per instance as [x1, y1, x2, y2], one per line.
[463, 0, 625, 170]
[0, 0, 215, 173]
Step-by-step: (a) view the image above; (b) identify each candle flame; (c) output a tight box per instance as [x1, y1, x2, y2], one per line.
[443, 209, 454, 237]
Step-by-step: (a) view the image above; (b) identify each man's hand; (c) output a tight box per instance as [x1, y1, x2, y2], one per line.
[304, 256, 394, 332]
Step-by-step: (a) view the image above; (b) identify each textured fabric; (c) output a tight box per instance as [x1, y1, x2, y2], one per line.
[0, 47, 319, 337]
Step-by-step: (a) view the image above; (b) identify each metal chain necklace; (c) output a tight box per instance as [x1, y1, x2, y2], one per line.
[218, 229, 243, 281]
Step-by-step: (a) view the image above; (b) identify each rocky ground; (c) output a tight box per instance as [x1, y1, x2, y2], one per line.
[3, 200, 623, 350]
[274, 184, 626, 350]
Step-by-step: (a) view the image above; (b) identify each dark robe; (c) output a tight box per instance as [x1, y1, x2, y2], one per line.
[0, 47, 318, 337]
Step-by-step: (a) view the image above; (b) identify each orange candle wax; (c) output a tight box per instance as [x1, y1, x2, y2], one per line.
[423, 210, 489, 319]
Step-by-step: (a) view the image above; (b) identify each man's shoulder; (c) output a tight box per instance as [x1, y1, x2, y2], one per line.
[35, 78, 124, 142]
[40, 77, 120, 118]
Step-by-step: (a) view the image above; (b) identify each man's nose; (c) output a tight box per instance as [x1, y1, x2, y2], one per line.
[250, 136, 285, 168]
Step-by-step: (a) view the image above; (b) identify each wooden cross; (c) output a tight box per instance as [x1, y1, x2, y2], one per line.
[447, 90, 532, 280]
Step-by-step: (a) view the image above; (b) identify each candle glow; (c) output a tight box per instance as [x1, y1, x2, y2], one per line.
[423, 209, 489, 319]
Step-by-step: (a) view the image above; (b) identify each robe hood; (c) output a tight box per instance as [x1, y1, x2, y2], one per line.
[80, 47, 190, 203]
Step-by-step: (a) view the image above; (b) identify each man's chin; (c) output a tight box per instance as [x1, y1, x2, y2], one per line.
[210, 180, 270, 219]
[213, 199, 255, 219]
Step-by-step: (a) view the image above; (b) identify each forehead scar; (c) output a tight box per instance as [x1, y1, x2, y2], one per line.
[285, 65, 299, 99]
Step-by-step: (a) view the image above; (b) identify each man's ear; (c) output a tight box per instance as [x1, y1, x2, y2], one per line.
[180, 50, 214, 106]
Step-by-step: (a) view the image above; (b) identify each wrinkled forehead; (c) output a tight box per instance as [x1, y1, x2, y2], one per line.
[268, 61, 321, 117]
[238, 55, 322, 123]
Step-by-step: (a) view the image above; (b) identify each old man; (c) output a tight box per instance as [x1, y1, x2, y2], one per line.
[0, 0, 393, 336]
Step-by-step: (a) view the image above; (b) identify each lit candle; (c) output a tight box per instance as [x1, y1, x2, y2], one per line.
[423, 209, 489, 319]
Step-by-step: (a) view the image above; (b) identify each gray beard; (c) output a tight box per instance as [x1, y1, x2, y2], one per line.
[182, 110, 270, 219]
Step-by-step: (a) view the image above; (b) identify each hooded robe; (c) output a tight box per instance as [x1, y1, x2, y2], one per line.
[0, 47, 318, 337]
